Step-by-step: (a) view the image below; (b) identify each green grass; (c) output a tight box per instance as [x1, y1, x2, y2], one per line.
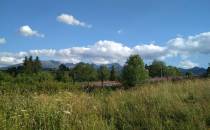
[0, 79, 210, 130]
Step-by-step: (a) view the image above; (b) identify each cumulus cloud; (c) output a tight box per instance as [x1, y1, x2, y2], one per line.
[0, 40, 168, 66]
[133, 44, 167, 60]
[1, 31, 210, 66]
[54, 40, 132, 64]
[178, 60, 199, 69]
[29, 49, 56, 57]
[19, 25, 45, 38]
[57, 13, 92, 28]
[0, 37, 6, 44]
[168, 32, 210, 58]
[0, 56, 23, 66]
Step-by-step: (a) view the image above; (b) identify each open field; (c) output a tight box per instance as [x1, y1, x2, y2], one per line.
[0, 79, 210, 130]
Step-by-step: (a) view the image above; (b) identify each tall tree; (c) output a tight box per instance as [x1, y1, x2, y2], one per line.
[58, 64, 69, 71]
[165, 66, 181, 77]
[34, 56, 42, 73]
[110, 65, 117, 81]
[73, 62, 97, 82]
[23, 56, 42, 74]
[55, 64, 70, 82]
[149, 60, 167, 78]
[122, 55, 148, 87]
[23, 56, 28, 67]
[207, 63, 210, 77]
[98, 65, 110, 87]
[23, 56, 33, 74]
[186, 71, 193, 78]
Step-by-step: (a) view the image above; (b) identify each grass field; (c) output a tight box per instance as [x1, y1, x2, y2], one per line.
[0, 79, 210, 130]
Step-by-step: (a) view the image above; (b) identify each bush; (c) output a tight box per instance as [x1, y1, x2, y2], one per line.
[122, 55, 148, 87]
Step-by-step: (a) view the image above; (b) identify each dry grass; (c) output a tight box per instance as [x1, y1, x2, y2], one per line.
[0, 79, 210, 130]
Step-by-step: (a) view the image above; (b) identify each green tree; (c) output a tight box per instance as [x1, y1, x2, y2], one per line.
[55, 64, 71, 82]
[23, 56, 30, 74]
[34, 56, 42, 73]
[23, 56, 42, 74]
[185, 71, 193, 78]
[73, 63, 97, 82]
[0, 71, 13, 82]
[122, 54, 148, 87]
[6, 60, 24, 76]
[207, 65, 210, 77]
[58, 64, 69, 71]
[98, 65, 110, 87]
[149, 60, 167, 78]
[110, 65, 117, 81]
[165, 66, 181, 77]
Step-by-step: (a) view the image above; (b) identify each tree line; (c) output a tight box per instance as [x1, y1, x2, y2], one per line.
[2, 55, 210, 88]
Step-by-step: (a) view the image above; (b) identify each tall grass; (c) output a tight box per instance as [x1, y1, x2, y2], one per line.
[0, 79, 210, 130]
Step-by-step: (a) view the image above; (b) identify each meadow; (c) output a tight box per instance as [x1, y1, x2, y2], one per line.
[0, 79, 210, 130]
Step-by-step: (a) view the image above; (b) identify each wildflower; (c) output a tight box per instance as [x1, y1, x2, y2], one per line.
[21, 110, 27, 112]
[55, 99, 62, 102]
[63, 110, 71, 115]
[93, 106, 97, 110]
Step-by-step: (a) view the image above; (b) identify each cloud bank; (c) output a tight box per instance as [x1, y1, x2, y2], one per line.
[0, 32, 210, 68]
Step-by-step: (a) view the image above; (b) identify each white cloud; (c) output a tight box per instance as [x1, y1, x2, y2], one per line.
[168, 32, 210, 57]
[19, 25, 45, 38]
[0, 40, 167, 66]
[0, 56, 23, 66]
[1, 31, 210, 67]
[29, 49, 56, 57]
[133, 44, 167, 60]
[57, 13, 92, 28]
[0, 37, 6, 44]
[55, 40, 132, 64]
[178, 60, 199, 69]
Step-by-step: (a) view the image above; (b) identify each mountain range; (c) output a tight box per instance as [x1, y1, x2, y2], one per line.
[178, 67, 207, 76]
[0, 60, 207, 76]
[0, 60, 123, 70]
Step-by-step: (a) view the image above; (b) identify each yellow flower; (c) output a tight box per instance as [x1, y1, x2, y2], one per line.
[63, 110, 71, 115]
[21, 110, 27, 112]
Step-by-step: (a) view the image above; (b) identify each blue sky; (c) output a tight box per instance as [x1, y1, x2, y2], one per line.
[0, 0, 210, 68]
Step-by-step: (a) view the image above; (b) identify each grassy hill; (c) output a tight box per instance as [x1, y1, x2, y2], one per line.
[0, 79, 210, 130]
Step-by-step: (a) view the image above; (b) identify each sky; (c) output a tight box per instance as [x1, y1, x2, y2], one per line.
[0, 0, 210, 68]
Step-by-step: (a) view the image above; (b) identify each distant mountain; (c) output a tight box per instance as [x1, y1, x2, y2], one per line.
[0, 60, 122, 70]
[89, 63, 123, 71]
[1, 61, 207, 76]
[64, 63, 76, 68]
[0, 63, 22, 70]
[178, 67, 207, 76]
[41, 60, 61, 69]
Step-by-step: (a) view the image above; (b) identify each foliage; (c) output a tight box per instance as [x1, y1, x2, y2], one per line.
[185, 71, 193, 78]
[207, 67, 210, 77]
[0, 71, 13, 82]
[23, 56, 42, 74]
[98, 65, 110, 87]
[122, 55, 148, 87]
[55, 64, 72, 82]
[110, 65, 117, 81]
[148, 60, 181, 77]
[148, 60, 167, 77]
[165, 66, 181, 77]
[73, 62, 97, 82]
